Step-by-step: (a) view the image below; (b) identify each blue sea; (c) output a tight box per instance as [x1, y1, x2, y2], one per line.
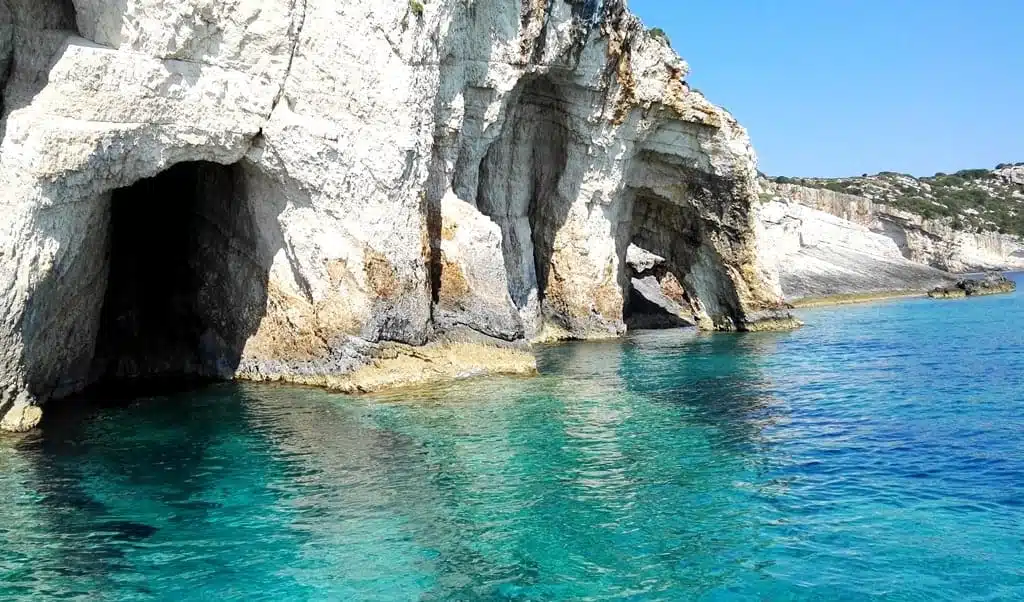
[1, 274, 1022, 601]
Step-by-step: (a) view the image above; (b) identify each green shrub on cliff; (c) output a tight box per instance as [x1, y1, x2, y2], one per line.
[648, 28, 671, 45]
[953, 168, 990, 180]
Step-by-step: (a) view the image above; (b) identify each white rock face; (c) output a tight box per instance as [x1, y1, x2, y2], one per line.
[995, 165, 1024, 186]
[760, 181, 1024, 277]
[754, 199, 953, 300]
[0, 0, 792, 430]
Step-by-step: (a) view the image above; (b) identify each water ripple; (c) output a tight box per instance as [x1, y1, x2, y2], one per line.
[1, 275, 1022, 600]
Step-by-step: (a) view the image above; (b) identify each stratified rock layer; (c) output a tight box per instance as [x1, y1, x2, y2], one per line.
[754, 196, 955, 301]
[0, 0, 793, 430]
[761, 181, 1024, 275]
[755, 179, 1024, 302]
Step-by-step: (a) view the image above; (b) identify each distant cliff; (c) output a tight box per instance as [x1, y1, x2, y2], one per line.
[756, 175, 1024, 301]
[771, 165, 1024, 238]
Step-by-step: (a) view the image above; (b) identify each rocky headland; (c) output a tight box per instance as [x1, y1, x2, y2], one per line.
[0, 0, 800, 431]
[774, 165, 1024, 245]
[755, 176, 1024, 303]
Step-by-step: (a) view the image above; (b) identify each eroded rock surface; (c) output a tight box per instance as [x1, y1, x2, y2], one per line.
[760, 181, 1024, 275]
[754, 197, 955, 301]
[0, 0, 793, 430]
[928, 273, 1016, 299]
[755, 178, 1024, 302]
[624, 244, 705, 330]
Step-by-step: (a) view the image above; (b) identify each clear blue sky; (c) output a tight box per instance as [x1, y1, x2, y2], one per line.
[629, 0, 1024, 177]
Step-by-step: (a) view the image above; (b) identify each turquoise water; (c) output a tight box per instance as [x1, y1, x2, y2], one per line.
[1, 275, 1022, 601]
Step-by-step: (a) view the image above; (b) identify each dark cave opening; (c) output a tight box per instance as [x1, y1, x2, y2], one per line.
[622, 190, 704, 331]
[476, 77, 571, 315]
[525, 83, 570, 302]
[622, 281, 694, 331]
[90, 161, 269, 390]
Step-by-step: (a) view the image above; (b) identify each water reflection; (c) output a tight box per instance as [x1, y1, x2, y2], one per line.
[2, 330, 791, 599]
[4, 296, 1023, 600]
[3, 389, 311, 599]
[621, 330, 785, 453]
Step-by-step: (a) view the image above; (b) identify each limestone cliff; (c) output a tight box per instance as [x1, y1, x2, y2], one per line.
[763, 181, 1024, 272]
[771, 166, 1024, 243]
[756, 179, 1024, 301]
[0, 0, 794, 431]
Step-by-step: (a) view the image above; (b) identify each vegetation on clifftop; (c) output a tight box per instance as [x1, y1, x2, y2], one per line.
[771, 163, 1024, 236]
[647, 27, 671, 45]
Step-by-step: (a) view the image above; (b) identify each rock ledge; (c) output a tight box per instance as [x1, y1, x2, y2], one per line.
[928, 273, 1016, 299]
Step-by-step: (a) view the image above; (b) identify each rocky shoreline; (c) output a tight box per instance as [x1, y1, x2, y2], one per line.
[789, 290, 927, 308]
[0, 1, 1015, 433]
[237, 341, 538, 394]
[927, 273, 1017, 299]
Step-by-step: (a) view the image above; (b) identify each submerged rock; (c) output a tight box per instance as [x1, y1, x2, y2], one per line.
[0, 0, 796, 430]
[928, 273, 1016, 299]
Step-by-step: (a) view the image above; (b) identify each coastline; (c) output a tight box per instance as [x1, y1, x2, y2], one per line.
[237, 342, 539, 395]
[6, 269, 1022, 600]
[789, 290, 926, 308]
[790, 271, 1021, 308]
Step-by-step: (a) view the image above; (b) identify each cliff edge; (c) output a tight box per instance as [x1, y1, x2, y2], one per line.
[0, 1, 794, 431]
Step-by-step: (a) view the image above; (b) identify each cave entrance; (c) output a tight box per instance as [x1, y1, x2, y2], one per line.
[622, 190, 705, 331]
[622, 269, 696, 330]
[622, 247, 698, 331]
[476, 77, 571, 333]
[90, 161, 268, 389]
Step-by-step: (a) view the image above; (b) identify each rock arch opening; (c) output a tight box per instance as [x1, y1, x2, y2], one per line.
[89, 161, 271, 389]
[476, 76, 571, 333]
[624, 188, 726, 330]
[622, 250, 696, 331]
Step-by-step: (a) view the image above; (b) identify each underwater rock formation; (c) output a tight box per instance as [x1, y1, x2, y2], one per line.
[0, 0, 793, 431]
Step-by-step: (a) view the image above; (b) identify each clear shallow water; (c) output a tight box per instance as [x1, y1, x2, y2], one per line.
[1, 275, 1022, 601]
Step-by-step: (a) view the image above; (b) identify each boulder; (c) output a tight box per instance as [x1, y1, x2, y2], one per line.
[624, 244, 705, 330]
[928, 273, 1016, 298]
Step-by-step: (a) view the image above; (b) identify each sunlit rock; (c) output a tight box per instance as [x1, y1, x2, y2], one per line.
[0, 0, 794, 430]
